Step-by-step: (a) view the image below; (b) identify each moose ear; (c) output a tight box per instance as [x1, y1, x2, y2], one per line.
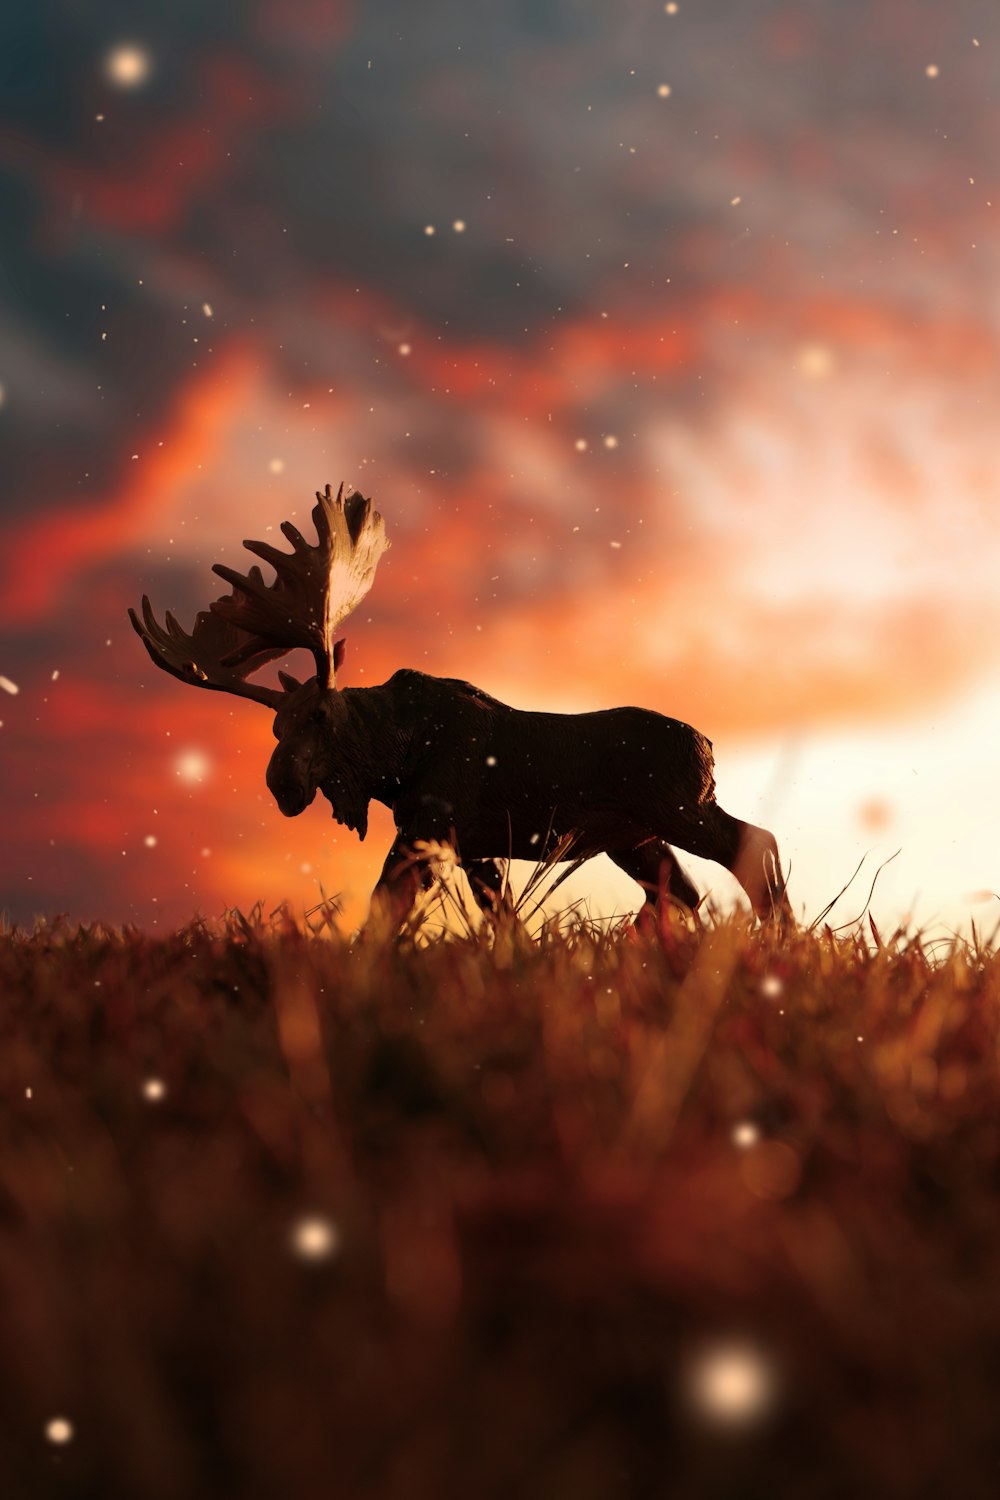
[278, 669, 303, 693]
[333, 637, 347, 675]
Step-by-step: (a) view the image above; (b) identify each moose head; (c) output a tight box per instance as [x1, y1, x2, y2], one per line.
[129, 483, 389, 840]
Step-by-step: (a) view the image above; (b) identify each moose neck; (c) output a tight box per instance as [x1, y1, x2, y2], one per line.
[337, 682, 413, 809]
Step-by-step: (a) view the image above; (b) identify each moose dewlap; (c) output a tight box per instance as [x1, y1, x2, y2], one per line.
[129, 482, 790, 926]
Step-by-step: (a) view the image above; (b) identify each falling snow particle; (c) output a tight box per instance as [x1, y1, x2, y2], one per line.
[202, 302, 213, 318]
[574, 438, 588, 451]
[290, 1215, 340, 1262]
[424, 224, 435, 236]
[684, 1341, 778, 1428]
[603, 434, 619, 449]
[925, 63, 939, 78]
[144, 834, 157, 848]
[610, 540, 622, 549]
[485, 755, 497, 767]
[665, 1, 679, 11]
[268, 457, 285, 474]
[45, 1417, 74, 1446]
[104, 43, 151, 88]
[51, 669, 60, 681]
[452, 219, 466, 233]
[730, 195, 742, 206]
[398, 342, 412, 356]
[0, 675, 19, 695]
[657, 83, 672, 97]
[759, 974, 783, 998]
[732, 1121, 760, 1149]
[0, 383, 5, 407]
[142, 1077, 166, 1102]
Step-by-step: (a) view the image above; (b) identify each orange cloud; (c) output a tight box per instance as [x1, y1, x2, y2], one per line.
[0, 346, 260, 626]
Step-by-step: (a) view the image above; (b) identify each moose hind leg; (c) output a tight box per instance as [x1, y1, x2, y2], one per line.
[465, 857, 509, 913]
[610, 839, 700, 911]
[672, 805, 789, 922]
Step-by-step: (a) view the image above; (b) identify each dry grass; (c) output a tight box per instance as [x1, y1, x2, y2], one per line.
[3, 892, 1000, 1499]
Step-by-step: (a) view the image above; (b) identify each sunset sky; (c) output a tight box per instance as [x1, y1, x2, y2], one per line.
[2, 0, 1000, 935]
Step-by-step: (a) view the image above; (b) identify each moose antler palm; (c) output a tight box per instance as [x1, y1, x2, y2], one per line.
[211, 482, 388, 688]
[130, 481, 791, 929]
[129, 483, 388, 704]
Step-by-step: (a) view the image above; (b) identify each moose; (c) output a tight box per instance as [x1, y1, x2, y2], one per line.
[129, 483, 790, 928]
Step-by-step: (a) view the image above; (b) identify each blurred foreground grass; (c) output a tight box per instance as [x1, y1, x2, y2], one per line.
[3, 899, 1000, 1499]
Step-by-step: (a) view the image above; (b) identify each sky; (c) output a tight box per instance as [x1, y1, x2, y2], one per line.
[2, 0, 1000, 935]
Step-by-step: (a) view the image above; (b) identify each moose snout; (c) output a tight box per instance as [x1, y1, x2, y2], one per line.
[266, 755, 316, 817]
[274, 786, 312, 817]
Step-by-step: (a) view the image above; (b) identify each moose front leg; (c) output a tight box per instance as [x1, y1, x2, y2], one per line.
[369, 794, 458, 929]
[370, 835, 435, 929]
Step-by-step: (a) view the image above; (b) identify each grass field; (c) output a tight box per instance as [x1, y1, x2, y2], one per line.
[3, 887, 1000, 1499]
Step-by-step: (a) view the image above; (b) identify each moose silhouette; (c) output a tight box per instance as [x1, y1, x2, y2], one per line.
[130, 484, 790, 927]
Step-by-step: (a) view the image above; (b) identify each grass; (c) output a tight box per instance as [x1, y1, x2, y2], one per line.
[3, 885, 1000, 1499]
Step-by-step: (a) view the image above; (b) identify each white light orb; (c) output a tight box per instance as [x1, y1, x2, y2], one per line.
[104, 43, 152, 89]
[175, 750, 210, 784]
[290, 1214, 340, 1262]
[45, 1416, 74, 1445]
[684, 1339, 778, 1427]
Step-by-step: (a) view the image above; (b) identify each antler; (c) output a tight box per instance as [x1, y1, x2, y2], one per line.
[210, 482, 389, 688]
[128, 592, 287, 708]
[129, 481, 388, 702]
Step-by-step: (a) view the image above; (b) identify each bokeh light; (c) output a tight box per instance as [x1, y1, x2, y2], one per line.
[175, 751, 210, 785]
[683, 1339, 779, 1428]
[290, 1214, 340, 1263]
[103, 42, 151, 89]
[44, 1416, 74, 1445]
